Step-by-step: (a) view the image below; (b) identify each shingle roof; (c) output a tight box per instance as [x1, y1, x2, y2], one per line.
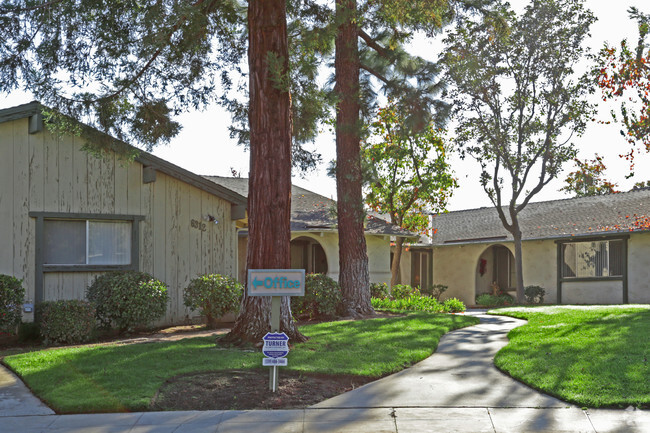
[204, 176, 415, 237]
[431, 188, 650, 245]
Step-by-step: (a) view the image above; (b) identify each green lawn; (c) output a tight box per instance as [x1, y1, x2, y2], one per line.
[2, 312, 477, 413]
[492, 305, 650, 409]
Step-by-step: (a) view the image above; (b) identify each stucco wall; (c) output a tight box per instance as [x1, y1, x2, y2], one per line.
[562, 280, 624, 304]
[520, 239, 558, 303]
[627, 231, 650, 303]
[0, 117, 239, 325]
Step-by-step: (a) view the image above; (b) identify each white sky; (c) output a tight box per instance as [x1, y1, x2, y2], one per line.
[3, 0, 648, 211]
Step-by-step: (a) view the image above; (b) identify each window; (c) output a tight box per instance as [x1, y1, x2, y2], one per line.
[43, 219, 132, 266]
[561, 239, 624, 278]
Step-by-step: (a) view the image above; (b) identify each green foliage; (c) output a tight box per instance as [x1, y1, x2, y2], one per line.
[370, 282, 390, 299]
[493, 306, 650, 408]
[291, 274, 342, 319]
[183, 274, 243, 328]
[86, 271, 168, 333]
[363, 102, 457, 236]
[391, 284, 420, 300]
[442, 298, 466, 313]
[36, 300, 96, 345]
[476, 293, 515, 307]
[372, 294, 443, 313]
[524, 286, 546, 304]
[421, 284, 448, 301]
[0, 274, 25, 335]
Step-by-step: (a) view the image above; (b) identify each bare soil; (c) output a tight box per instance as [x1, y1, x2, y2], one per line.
[149, 369, 374, 411]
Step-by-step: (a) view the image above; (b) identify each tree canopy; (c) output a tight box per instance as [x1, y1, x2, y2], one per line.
[595, 6, 650, 174]
[444, 0, 596, 302]
[363, 102, 456, 286]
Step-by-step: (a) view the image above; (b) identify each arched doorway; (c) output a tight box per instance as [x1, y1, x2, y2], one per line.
[290, 236, 328, 274]
[475, 244, 515, 296]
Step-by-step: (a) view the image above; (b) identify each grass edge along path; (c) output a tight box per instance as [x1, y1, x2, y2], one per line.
[2, 312, 478, 414]
[491, 305, 650, 409]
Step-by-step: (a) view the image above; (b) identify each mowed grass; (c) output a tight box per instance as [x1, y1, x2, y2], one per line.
[2, 312, 477, 413]
[492, 305, 650, 408]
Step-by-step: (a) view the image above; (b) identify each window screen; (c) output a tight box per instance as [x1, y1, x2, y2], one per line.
[44, 219, 132, 266]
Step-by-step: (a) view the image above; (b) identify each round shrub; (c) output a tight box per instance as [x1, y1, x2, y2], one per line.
[37, 300, 96, 345]
[391, 284, 420, 300]
[183, 274, 243, 328]
[443, 297, 466, 313]
[524, 285, 545, 304]
[86, 271, 169, 333]
[0, 274, 25, 335]
[370, 282, 390, 299]
[291, 273, 342, 320]
[475, 293, 514, 307]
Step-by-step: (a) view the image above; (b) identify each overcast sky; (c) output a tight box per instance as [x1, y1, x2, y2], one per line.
[3, 0, 648, 211]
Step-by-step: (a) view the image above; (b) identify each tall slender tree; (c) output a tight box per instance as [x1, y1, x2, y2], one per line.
[444, 0, 596, 303]
[286, 0, 497, 316]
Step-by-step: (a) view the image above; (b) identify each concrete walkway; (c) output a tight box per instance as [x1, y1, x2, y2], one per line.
[1, 311, 648, 432]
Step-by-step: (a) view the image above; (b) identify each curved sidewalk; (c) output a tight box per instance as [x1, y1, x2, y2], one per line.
[1, 311, 648, 432]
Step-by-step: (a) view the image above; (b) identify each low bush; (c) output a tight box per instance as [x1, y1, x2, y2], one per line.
[524, 285, 545, 304]
[86, 271, 168, 333]
[0, 274, 25, 335]
[183, 274, 243, 328]
[475, 293, 515, 307]
[372, 294, 443, 313]
[391, 284, 420, 300]
[370, 282, 390, 299]
[443, 297, 466, 313]
[37, 300, 96, 345]
[291, 273, 342, 319]
[421, 284, 448, 301]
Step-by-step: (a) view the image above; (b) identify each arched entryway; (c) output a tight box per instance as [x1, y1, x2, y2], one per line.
[475, 244, 515, 296]
[290, 236, 328, 274]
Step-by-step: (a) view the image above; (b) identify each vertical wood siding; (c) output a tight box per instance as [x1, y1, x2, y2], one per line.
[1, 118, 239, 325]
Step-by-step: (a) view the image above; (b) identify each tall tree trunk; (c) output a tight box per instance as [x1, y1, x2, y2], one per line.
[223, 0, 305, 344]
[334, 0, 373, 317]
[512, 221, 525, 304]
[390, 237, 404, 287]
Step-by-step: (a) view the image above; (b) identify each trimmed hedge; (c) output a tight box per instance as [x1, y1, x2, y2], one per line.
[475, 293, 515, 307]
[37, 300, 96, 345]
[0, 274, 25, 335]
[183, 274, 243, 328]
[291, 273, 342, 319]
[86, 271, 168, 333]
[524, 285, 546, 304]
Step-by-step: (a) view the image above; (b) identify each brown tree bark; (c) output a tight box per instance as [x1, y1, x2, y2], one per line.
[334, 0, 374, 317]
[222, 0, 306, 344]
[390, 237, 404, 287]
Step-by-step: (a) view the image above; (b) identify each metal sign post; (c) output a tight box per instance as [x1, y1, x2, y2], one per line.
[248, 269, 304, 393]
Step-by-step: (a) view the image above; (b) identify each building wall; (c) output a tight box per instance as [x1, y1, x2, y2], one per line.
[0, 118, 238, 325]
[628, 231, 650, 303]
[432, 235, 650, 305]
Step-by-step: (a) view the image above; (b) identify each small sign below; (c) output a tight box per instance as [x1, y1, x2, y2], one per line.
[248, 269, 305, 297]
[263, 358, 288, 366]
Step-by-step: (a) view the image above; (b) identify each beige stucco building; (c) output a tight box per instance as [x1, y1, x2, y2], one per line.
[421, 191, 650, 305]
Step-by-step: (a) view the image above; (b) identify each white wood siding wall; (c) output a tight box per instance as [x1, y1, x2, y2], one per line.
[0, 118, 238, 325]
